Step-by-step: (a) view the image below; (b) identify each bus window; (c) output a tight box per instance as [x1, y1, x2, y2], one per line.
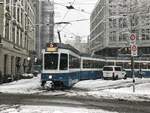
[44, 54, 58, 70]
[60, 53, 68, 70]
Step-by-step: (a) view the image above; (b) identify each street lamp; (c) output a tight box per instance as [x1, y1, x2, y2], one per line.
[27, 57, 31, 73]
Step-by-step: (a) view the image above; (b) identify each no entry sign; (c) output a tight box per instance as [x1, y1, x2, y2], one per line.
[131, 44, 138, 56]
[130, 34, 136, 44]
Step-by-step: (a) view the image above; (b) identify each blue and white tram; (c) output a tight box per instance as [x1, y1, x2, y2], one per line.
[41, 43, 81, 89]
[106, 59, 150, 78]
[41, 43, 104, 89]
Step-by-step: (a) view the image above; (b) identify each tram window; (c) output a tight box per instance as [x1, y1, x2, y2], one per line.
[60, 53, 68, 70]
[44, 54, 58, 70]
[69, 55, 80, 68]
[148, 63, 150, 69]
[83, 60, 89, 68]
[83, 60, 93, 68]
[141, 63, 147, 69]
[83, 60, 104, 68]
[106, 62, 114, 66]
[134, 62, 139, 69]
[99, 61, 105, 68]
[124, 62, 131, 69]
[116, 62, 123, 67]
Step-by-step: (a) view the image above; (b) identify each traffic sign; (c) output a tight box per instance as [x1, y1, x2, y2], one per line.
[131, 44, 138, 56]
[130, 33, 136, 44]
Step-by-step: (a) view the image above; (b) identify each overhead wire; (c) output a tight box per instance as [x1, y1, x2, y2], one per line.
[55, 0, 92, 39]
[59, 0, 76, 32]
[54, 2, 90, 14]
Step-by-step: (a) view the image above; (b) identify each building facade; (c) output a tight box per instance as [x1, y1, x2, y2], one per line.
[38, 0, 54, 58]
[90, 0, 150, 56]
[0, 0, 35, 82]
[65, 36, 89, 53]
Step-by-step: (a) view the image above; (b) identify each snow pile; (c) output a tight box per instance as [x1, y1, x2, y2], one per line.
[0, 105, 118, 113]
[0, 75, 41, 94]
[73, 78, 150, 101]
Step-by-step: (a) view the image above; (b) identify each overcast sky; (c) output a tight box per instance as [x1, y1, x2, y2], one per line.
[54, 0, 98, 42]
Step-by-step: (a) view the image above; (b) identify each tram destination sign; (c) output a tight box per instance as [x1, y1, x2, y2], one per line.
[46, 43, 58, 52]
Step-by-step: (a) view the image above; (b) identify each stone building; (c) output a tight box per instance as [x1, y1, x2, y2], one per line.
[90, 0, 150, 56]
[0, 0, 35, 82]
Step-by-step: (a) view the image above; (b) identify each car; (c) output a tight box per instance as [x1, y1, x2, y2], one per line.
[102, 66, 126, 80]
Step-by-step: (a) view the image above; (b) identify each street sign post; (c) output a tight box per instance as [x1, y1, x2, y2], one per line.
[129, 33, 137, 93]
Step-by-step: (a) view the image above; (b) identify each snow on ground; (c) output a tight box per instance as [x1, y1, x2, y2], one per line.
[0, 105, 118, 113]
[0, 74, 150, 101]
[73, 78, 150, 101]
[0, 74, 41, 94]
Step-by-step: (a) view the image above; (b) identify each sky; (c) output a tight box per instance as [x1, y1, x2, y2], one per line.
[53, 0, 98, 43]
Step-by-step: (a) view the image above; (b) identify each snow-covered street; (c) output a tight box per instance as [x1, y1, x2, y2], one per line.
[0, 74, 150, 102]
[1, 75, 150, 113]
[0, 105, 118, 113]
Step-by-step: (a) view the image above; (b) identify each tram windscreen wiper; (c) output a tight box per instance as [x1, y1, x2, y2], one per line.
[44, 54, 58, 70]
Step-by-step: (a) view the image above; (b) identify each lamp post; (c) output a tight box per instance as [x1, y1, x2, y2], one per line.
[27, 57, 31, 73]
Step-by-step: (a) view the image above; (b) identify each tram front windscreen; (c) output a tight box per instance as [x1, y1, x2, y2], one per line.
[44, 54, 58, 70]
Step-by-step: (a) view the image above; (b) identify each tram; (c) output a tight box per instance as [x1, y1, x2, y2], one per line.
[106, 58, 150, 77]
[41, 43, 150, 89]
[41, 43, 104, 89]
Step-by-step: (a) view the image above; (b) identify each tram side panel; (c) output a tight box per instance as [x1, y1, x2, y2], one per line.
[79, 58, 104, 80]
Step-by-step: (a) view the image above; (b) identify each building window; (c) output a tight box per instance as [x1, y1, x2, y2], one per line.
[109, 19, 116, 28]
[109, 31, 116, 41]
[12, 26, 15, 42]
[17, 8, 20, 22]
[5, 19, 9, 40]
[119, 33, 128, 41]
[16, 28, 19, 45]
[119, 18, 127, 28]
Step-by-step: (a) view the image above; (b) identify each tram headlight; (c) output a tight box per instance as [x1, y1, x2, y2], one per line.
[49, 75, 52, 79]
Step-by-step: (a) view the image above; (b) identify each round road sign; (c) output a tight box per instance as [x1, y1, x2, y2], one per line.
[131, 44, 137, 51]
[130, 34, 136, 41]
